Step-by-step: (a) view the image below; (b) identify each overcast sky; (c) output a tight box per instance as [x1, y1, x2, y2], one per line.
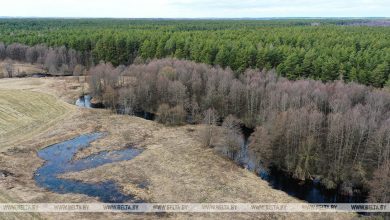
[0, 0, 389, 18]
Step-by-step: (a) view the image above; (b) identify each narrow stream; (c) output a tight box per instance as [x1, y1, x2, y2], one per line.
[75, 95, 92, 108]
[73, 96, 367, 203]
[34, 133, 143, 203]
[231, 127, 367, 203]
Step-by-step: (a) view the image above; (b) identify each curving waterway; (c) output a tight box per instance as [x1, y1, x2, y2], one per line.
[72, 96, 367, 203]
[34, 133, 143, 203]
[230, 127, 367, 203]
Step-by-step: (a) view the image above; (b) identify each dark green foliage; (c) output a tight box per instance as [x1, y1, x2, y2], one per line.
[0, 18, 389, 87]
[89, 59, 390, 199]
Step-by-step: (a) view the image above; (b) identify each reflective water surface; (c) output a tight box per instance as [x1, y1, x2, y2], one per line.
[35, 133, 143, 203]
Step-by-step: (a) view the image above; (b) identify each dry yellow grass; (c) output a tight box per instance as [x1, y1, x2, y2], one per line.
[0, 87, 68, 220]
[0, 77, 356, 219]
[0, 62, 46, 77]
[0, 89, 74, 150]
[0, 190, 43, 220]
[0, 77, 88, 104]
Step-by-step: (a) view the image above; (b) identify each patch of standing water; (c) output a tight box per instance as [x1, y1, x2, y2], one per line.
[231, 127, 367, 203]
[73, 97, 367, 203]
[75, 95, 92, 108]
[35, 133, 143, 203]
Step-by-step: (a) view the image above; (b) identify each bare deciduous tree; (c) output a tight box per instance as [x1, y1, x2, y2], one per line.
[222, 115, 243, 159]
[201, 108, 219, 147]
[368, 162, 390, 203]
[156, 103, 170, 124]
[82, 57, 389, 195]
[3, 62, 13, 78]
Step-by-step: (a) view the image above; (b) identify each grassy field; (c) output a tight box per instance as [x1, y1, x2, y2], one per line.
[0, 62, 46, 78]
[0, 89, 73, 151]
[0, 77, 355, 219]
[0, 190, 43, 220]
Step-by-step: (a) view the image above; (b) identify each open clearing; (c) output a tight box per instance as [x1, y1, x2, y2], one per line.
[0, 62, 47, 78]
[0, 89, 73, 149]
[0, 77, 354, 219]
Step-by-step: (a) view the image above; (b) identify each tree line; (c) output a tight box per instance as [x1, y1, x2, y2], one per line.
[0, 39, 387, 202]
[87, 58, 389, 203]
[0, 19, 389, 87]
[0, 42, 88, 77]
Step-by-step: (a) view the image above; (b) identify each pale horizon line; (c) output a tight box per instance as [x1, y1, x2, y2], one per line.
[0, 16, 389, 19]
